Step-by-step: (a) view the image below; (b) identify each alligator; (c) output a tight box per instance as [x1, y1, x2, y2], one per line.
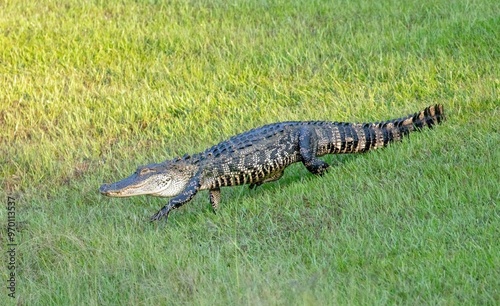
[99, 104, 445, 222]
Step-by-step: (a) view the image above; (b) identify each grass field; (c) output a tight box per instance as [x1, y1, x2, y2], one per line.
[1, 0, 499, 304]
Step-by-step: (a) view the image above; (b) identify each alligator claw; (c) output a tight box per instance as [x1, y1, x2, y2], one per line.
[150, 209, 170, 222]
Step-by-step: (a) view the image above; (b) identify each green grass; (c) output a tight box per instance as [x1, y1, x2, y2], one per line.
[1, 0, 499, 304]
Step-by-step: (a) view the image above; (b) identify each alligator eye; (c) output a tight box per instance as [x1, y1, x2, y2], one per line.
[139, 168, 152, 175]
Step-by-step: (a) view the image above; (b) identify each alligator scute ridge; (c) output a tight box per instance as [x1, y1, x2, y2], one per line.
[99, 104, 445, 222]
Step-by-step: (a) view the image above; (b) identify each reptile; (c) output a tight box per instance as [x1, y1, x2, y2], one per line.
[99, 104, 445, 222]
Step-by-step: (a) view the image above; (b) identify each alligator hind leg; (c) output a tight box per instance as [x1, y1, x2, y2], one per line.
[209, 188, 221, 214]
[298, 127, 330, 175]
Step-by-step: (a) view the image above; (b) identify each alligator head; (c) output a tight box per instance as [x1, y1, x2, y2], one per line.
[100, 159, 198, 198]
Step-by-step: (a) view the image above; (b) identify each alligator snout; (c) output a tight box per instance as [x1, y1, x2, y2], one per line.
[98, 176, 139, 197]
[99, 183, 111, 195]
[99, 183, 123, 197]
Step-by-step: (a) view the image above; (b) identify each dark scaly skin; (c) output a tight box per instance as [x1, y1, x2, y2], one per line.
[99, 105, 445, 222]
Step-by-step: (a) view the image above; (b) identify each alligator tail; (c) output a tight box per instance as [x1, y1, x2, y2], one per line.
[361, 104, 445, 151]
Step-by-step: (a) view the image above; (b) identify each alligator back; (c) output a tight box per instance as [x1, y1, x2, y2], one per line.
[199, 122, 303, 188]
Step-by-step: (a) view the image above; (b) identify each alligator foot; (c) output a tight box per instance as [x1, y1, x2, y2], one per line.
[309, 161, 330, 176]
[150, 207, 171, 222]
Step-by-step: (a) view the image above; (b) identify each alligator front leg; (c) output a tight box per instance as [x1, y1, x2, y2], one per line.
[298, 127, 330, 175]
[150, 177, 201, 221]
